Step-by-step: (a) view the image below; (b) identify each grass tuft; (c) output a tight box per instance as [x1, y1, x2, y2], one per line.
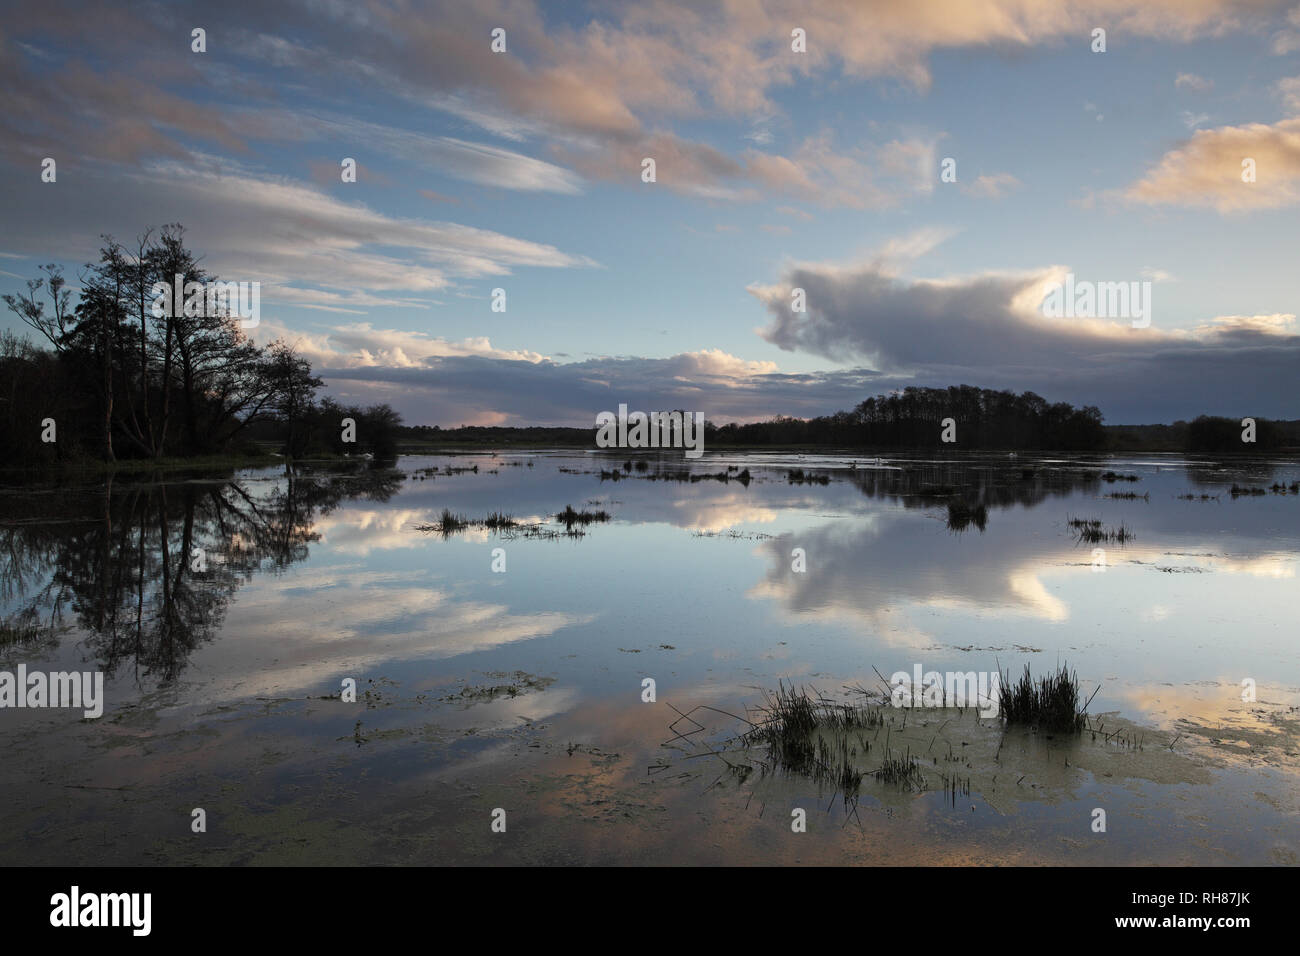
[998, 663, 1096, 733]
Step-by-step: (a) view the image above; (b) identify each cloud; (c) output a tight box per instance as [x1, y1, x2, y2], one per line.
[746, 132, 937, 209]
[1279, 76, 1300, 114]
[1175, 72, 1214, 92]
[1272, 4, 1300, 53]
[1125, 117, 1300, 211]
[7, 0, 1277, 212]
[264, 110, 584, 194]
[961, 172, 1021, 198]
[308, 345, 884, 427]
[253, 319, 548, 368]
[775, 205, 815, 221]
[747, 240, 1300, 421]
[0, 159, 596, 305]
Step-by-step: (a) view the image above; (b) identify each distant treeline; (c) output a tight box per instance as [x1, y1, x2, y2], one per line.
[709, 386, 1107, 449]
[1, 225, 402, 466]
[1109, 417, 1297, 452]
[402, 387, 1296, 454]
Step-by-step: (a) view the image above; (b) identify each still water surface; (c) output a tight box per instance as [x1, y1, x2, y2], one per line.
[2, 451, 1297, 864]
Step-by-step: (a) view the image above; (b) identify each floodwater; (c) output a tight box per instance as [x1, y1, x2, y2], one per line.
[1, 450, 1297, 865]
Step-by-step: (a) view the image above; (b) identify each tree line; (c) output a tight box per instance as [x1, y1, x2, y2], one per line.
[399, 388, 1295, 453]
[1, 224, 401, 466]
[707, 386, 1107, 449]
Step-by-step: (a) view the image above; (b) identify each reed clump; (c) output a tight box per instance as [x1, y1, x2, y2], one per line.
[1230, 484, 1267, 497]
[787, 468, 830, 485]
[556, 505, 610, 526]
[741, 683, 883, 791]
[998, 663, 1096, 733]
[1067, 516, 1133, 543]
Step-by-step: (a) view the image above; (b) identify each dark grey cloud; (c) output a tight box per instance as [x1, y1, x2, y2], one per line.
[316, 354, 890, 427]
[752, 260, 1300, 423]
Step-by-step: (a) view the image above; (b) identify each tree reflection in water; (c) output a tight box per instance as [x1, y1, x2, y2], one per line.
[0, 462, 404, 684]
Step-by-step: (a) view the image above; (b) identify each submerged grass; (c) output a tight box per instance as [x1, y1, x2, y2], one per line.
[416, 504, 613, 540]
[740, 683, 884, 799]
[415, 508, 470, 536]
[1067, 515, 1133, 543]
[556, 505, 610, 526]
[0, 611, 48, 648]
[415, 509, 516, 536]
[481, 511, 517, 529]
[872, 746, 923, 788]
[787, 468, 830, 485]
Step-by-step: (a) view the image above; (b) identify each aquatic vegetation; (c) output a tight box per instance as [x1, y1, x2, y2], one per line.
[640, 467, 750, 485]
[556, 505, 610, 526]
[1104, 491, 1149, 500]
[0, 610, 47, 648]
[416, 508, 470, 536]
[873, 746, 923, 789]
[415, 510, 517, 535]
[740, 683, 882, 802]
[787, 468, 830, 485]
[946, 500, 988, 532]
[1229, 484, 1267, 497]
[997, 664, 1096, 733]
[1067, 516, 1133, 543]
[1100, 472, 1140, 482]
[439, 671, 553, 705]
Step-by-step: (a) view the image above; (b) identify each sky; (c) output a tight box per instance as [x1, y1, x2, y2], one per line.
[1, 0, 1298, 426]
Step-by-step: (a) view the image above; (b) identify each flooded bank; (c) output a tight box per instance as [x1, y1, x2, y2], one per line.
[2, 451, 1298, 864]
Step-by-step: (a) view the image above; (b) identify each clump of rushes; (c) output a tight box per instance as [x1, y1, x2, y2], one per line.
[420, 509, 468, 536]
[872, 746, 923, 788]
[555, 505, 610, 526]
[787, 468, 830, 485]
[1066, 516, 1133, 543]
[1229, 484, 1267, 497]
[415, 510, 515, 536]
[1100, 471, 1140, 482]
[998, 664, 1097, 733]
[741, 683, 883, 795]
